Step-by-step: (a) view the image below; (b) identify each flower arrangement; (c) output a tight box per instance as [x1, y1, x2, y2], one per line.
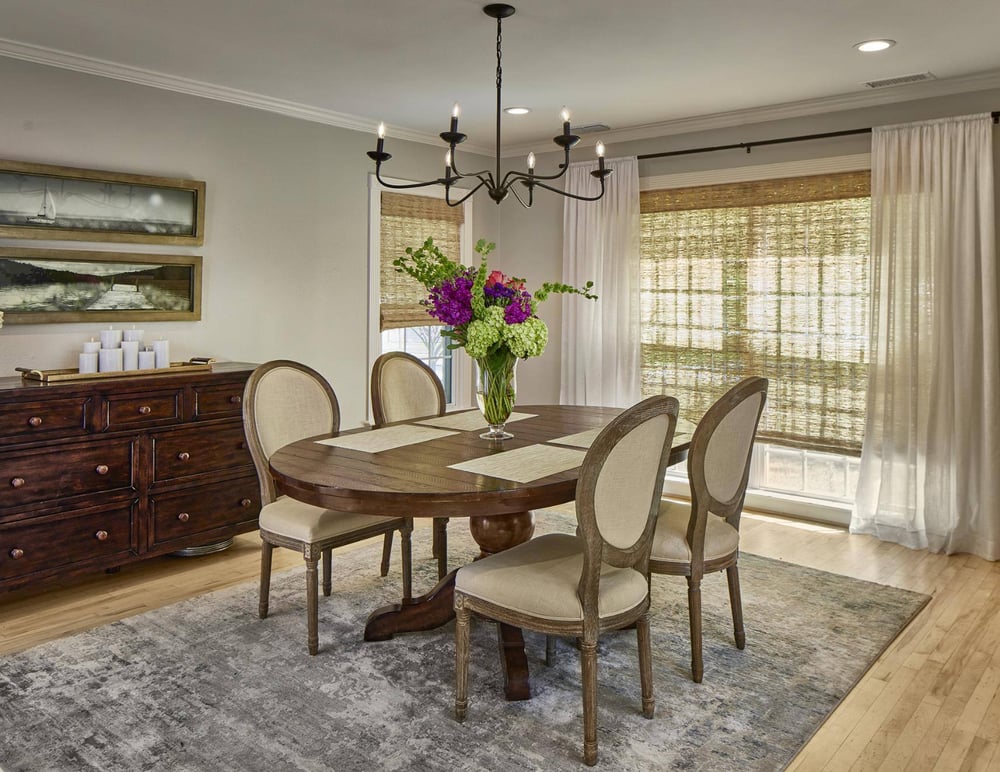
[393, 237, 596, 438]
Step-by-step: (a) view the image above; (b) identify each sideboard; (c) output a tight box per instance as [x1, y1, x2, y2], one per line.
[0, 362, 261, 592]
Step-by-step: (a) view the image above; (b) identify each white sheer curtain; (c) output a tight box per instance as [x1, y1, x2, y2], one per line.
[851, 113, 1000, 560]
[559, 156, 641, 407]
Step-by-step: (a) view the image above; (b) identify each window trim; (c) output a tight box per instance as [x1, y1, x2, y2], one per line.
[367, 174, 474, 414]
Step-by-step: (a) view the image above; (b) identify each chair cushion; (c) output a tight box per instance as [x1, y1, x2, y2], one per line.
[651, 499, 740, 563]
[259, 496, 397, 543]
[455, 533, 648, 623]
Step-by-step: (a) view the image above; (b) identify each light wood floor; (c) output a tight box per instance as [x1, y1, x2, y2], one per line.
[2, 513, 998, 771]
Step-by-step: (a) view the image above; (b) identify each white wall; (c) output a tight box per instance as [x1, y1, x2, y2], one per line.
[0, 57, 492, 425]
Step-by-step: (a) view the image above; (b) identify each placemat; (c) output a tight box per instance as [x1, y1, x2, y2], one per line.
[415, 410, 537, 432]
[315, 424, 457, 453]
[448, 444, 586, 483]
[547, 427, 603, 449]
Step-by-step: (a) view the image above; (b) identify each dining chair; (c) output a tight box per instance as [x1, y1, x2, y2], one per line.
[649, 376, 768, 683]
[243, 359, 413, 655]
[370, 351, 450, 579]
[453, 395, 679, 766]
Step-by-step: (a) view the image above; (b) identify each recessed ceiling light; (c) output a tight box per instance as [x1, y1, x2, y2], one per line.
[504, 106, 531, 115]
[854, 39, 896, 53]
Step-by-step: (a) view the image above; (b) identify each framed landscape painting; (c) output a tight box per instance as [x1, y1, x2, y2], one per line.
[0, 247, 202, 324]
[0, 159, 206, 245]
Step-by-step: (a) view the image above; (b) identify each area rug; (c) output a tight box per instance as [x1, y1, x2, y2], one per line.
[0, 509, 928, 771]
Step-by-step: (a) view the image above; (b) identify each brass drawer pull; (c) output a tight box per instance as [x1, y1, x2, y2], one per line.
[95, 530, 109, 541]
[95, 464, 110, 475]
[177, 512, 190, 522]
[229, 395, 242, 404]
[138, 405, 152, 415]
[177, 452, 190, 462]
[9, 548, 24, 559]
[240, 498, 252, 508]
[27, 416, 42, 427]
[10, 477, 25, 488]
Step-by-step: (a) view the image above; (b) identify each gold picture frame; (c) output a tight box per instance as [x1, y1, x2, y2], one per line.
[0, 159, 206, 245]
[0, 247, 202, 324]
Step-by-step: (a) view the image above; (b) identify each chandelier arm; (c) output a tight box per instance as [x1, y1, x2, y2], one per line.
[374, 168, 454, 190]
[447, 152, 494, 182]
[509, 184, 532, 209]
[445, 179, 489, 207]
[521, 176, 608, 202]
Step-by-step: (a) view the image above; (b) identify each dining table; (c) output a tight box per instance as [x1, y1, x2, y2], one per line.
[268, 403, 693, 701]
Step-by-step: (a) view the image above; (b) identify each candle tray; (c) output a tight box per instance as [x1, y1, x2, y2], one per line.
[16, 361, 213, 383]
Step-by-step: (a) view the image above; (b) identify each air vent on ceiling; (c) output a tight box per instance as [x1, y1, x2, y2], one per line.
[574, 123, 610, 134]
[865, 72, 937, 89]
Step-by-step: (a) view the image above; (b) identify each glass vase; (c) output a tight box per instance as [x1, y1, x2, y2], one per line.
[475, 350, 518, 440]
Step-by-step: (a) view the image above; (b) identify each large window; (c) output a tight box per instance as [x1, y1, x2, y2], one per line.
[640, 169, 871, 515]
[369, 184, 472, 407]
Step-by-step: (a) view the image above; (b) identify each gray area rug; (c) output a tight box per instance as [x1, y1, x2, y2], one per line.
[0, 509, 928, 771]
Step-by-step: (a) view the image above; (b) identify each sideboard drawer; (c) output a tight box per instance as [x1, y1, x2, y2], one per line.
[152, 422, 253, 482]
[149, 476, 260, 547]
[0, 397, 91, 441]
[0, 503, 137, 580]
[0, 439, 135, 509]
[104, 390, 182, 429]
[193, 383, 245, 419]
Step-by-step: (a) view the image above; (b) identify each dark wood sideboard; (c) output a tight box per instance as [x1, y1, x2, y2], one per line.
[0, 362, 262, 592]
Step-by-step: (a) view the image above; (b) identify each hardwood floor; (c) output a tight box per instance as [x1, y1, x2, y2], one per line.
[2, 512, 998, 770]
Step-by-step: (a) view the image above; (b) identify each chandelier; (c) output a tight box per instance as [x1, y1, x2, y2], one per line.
[367, 3, 612, 208]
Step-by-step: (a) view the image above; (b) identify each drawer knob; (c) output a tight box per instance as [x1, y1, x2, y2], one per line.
[177, 512, 190, 522]
[9, 548, 24, 560]
[229, 395, 242, 404]
[27, 416, 43, 428]
[177, 451, 191, 462]
[10, 477, 25, 488]
[95, 530, 109, 541]
[95, 464, 110, 475]
[241, 498, 252, 508]
[138, 405, 152, 415]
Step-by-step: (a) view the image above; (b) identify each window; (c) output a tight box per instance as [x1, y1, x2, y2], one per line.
[640, 168, 871, 515]
[368, 182, 472, 408]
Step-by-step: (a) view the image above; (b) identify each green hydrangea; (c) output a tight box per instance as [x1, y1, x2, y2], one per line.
[503, 316, 549, 358]
[465, 318, 501, 358]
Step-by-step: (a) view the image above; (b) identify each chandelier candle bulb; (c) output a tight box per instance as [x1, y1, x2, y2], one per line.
[561, 107, 571, 135]
[527, 152, 535, 170]
[596, 141, 606, 172]
[451, 103, 460, 133]
[376, 122, 385, 154]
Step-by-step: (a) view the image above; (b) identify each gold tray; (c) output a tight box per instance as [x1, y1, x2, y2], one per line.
[16, 361, 213, 383]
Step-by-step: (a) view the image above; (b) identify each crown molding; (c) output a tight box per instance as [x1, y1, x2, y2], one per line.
[502, 69, 1000, 158]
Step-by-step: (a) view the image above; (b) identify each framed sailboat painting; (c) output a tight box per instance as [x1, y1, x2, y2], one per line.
[0, 159, 206, 246]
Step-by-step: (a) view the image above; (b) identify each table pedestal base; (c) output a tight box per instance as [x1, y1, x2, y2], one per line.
[363, 510, 536, 701]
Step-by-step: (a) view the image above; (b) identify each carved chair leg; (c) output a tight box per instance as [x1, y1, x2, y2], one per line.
[305, 555, 320, 656]
[400, 520, 413, 602]
[322, 548, 332, 597]
[433, 517, 449, 579]
[380, 532, 393, 577]
[636, 614, 655, 718]
[258, 541, 274, 619]
[687, 576, 704, 683]
[727, 564, 746, 649]
[580, 639, 599, 766]
[545, 635, 557, 667]
[454, 598, 471, 722]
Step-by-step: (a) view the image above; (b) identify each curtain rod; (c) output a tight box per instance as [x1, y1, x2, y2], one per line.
[636, 110, 1000, 161]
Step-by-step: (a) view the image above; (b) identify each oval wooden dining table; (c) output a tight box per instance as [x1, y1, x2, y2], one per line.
[268, 404, 692, 701]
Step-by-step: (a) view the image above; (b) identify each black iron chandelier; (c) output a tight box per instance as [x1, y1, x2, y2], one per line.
[367, 3, 612, 208]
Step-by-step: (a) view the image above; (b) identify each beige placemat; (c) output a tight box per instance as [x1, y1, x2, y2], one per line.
[547, 427, 604, 449]
[448, 444, 587, 483]
[315, 424, 457, 453]
[415, 410, 537, 432]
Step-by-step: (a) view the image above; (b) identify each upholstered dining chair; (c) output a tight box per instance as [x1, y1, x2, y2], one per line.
[243, 359, 413, 655]
[370, 351, 450, 579]
[453, 395, 679, 766]
[649, 376, 768, 683]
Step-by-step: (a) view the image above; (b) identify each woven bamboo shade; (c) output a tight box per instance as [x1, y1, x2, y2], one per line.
[379, 192, 464, 331]
[639, 171, 871, 454]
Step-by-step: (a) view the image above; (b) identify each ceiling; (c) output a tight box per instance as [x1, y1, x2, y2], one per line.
[1, 0, 998, 156]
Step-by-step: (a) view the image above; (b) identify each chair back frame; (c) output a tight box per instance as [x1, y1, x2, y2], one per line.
[370, 351, 446, 426]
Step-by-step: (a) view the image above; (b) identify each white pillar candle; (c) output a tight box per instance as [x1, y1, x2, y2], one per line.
[138, 349, 156, 370]
[121, 340, 140, 370]
[98, 348, 123, 372]
[122, 328, 144, 343]
[152, 339, 170, 369]
[83, 338, 101, 354]
[99, 327, 122, 350]
[78, 352, 99, 374]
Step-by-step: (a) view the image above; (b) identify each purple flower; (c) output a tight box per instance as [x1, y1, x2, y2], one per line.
[427, 269, 475, 326]
[504, 291, 533, 324]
